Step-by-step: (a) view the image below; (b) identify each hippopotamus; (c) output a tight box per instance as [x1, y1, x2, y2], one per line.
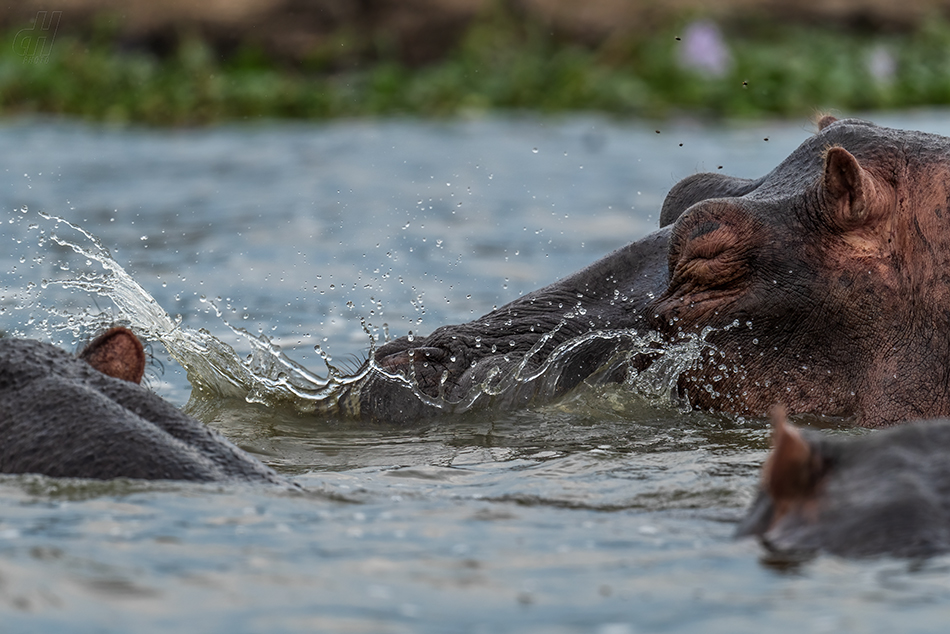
[0, 327, 285, 483]
[334, 116, 950, 426]
[737, 407, 950, 558]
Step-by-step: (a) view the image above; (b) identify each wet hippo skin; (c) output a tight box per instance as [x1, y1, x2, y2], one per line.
[738, 407, 950, 558]
[0, 327, 285, 483]
[341, 116, 950, 426]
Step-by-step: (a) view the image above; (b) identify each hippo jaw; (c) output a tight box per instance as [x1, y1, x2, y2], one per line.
[344, 228, 674, 423]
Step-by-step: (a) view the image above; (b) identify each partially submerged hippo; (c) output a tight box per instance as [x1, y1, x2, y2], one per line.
[737, 408, 950, 558]
[337, 117, 950, 426]
[0, 327, 284, 483]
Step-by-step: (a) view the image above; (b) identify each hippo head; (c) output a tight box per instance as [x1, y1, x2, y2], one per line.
[352, 117, 950, 426]
[652, 116, 950, 426]
[0, 327, 285, 483]
[737, 407, 950, 558]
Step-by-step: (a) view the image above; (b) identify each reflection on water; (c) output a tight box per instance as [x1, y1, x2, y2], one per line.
[0, 114, 942, 632]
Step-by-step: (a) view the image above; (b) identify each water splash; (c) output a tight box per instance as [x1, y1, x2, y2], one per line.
[11, 210, 345, 407]
[10, 210, 715, 418]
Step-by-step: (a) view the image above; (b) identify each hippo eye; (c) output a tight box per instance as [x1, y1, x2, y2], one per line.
[669, 214, 750, 292]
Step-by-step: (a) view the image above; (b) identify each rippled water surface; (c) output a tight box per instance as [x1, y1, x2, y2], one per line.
[2, 113, 950, 632]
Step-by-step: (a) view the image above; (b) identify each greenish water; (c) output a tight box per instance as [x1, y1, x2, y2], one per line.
[1, 113, 950, 632]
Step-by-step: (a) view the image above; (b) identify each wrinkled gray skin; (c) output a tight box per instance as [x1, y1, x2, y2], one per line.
[738, 418, 950, 559]
[0, 332, 286, 483]
[340, 117, 950, 427]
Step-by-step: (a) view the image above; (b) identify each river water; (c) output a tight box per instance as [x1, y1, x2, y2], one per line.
[2, 112, 950, 632]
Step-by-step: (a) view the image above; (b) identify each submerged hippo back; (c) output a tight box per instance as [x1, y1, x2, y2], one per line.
[0, 336, 284, 483]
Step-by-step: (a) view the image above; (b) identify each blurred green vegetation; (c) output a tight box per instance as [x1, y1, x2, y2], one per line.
[0, 9, 949, 124]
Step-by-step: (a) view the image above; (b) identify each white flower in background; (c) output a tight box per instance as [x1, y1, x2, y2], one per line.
[678, 20, 732, 78]
[866, 45, 897, 84]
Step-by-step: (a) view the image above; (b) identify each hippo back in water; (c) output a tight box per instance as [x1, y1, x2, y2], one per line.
[0, 328, 285, 483]
[738, 408, 950, 558]
[333, 117, 950, 427]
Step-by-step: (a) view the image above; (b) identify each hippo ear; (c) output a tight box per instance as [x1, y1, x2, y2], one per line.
[660, 172, 759, 227]
[816, 114, 838, 131]
[79, 327, 146, 384]
[762, 405, 823, 500]
[822, 146, 878, 230]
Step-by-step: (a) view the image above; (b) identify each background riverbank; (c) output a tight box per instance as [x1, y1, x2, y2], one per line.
[4, 0, 950, 124]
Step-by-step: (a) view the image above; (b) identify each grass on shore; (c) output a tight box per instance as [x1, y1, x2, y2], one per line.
[0, 12, 949, 125]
